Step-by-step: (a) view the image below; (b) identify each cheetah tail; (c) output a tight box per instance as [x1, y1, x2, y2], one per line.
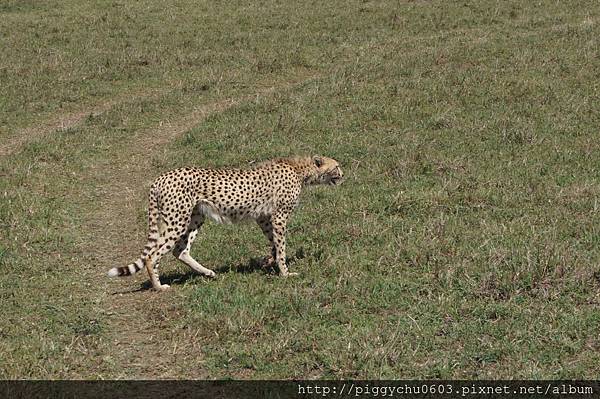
[107, 185, 161, 278]
[107, 258, 144, 277]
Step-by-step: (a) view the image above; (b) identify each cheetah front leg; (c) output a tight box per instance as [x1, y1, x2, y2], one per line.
[271, 211, 298, 277]
[257, 216, 276, 268]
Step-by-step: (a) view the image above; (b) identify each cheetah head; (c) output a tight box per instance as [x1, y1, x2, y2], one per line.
[312, 156, 343, 186]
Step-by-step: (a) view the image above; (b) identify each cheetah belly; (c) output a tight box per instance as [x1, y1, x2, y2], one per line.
[197, 198, 276, 224]
[197, 201, 233, 224]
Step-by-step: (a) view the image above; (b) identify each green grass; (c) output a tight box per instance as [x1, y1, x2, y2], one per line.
[1, 0, 600, 379]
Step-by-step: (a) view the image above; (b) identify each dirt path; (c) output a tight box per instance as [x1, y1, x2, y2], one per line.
[0, 86, 166, 158]
[78, 73, 319, 378]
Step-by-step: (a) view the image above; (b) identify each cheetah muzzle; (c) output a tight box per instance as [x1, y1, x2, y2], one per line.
[107, 155, 343, 291]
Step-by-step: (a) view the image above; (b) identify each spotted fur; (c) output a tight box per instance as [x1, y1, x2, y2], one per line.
[107, 156, 343, 291]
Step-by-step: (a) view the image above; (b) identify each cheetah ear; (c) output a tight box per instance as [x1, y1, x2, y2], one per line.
[313, 156, 324, 168]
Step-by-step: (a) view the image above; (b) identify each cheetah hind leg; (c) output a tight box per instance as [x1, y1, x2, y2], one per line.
[173, 214, 216, 278]
[146, 223, 189, 291]
[144, 257, 170, 291]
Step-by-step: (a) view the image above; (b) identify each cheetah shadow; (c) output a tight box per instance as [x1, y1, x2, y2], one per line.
[213, 247, 307, 275]
[124, 247, 310, 293]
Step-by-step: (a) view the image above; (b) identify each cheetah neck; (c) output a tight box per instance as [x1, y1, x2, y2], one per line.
[272, 157, 318, 185]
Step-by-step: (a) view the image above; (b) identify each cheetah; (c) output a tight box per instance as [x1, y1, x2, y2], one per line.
[107, 156, 343, 291]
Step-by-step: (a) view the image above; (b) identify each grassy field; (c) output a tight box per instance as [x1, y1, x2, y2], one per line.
[1, 0, 600, 379]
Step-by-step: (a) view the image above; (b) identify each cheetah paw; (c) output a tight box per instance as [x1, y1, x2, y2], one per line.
[283, 272, 299, 277]
[260, 256, 275, 267]
[204, 270, 216, 278]
[155, 284, 170, 292]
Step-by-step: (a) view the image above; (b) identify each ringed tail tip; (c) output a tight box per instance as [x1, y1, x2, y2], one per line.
[107, 267, 119, 278]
